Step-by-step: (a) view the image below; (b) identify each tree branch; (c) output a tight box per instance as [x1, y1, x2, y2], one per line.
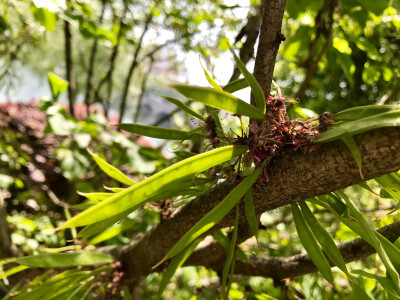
[102, 127, 400, 278]
[189, 221, 400, 280]
[253, 0, 286, 101]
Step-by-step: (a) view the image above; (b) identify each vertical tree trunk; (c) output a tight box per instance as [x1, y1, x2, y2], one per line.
[64, 18, 76, 117]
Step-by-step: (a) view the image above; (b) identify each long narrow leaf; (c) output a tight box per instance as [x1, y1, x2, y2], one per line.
[315, 110, 400, 143]
[59, 145, 247, 229]
[223, 78, 249, 93]
[291, 204, 334, 284]
[375, 173, 400, 202]
[311, 196, 400, 266]
[155, 92, 205, 121]
[16, 252, 112, 268]
[118, 124, 201, 140]
[158, 238, 203, 298]
[157, 159, 267, 266]
[222, 203, 240, 298]
[352, 270, 400, 299]
[229, 45, 266, 114]
[212, 230, 247, 261]
[335, 190, 400, 291]
[342, 136, 363, 179]
[245, 189, 259, 243]
[299, 201, 348, 275]
[333, 105, 400, 121]
[199, 57, 223, 91]
[87, 149, 136, 185]
[171, 85, 266, 120]
[0, 265, 29, 280]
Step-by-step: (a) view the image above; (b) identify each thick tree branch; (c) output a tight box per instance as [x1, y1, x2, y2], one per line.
[106, 127, 400, 278]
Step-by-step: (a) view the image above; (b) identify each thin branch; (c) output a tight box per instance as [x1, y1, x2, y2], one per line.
[118, 15, 152, 123]
[133, 57, 154, 123]
[84, 0, 107, 116]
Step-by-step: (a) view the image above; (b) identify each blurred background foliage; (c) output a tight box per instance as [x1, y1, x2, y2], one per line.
[0, 0, 399, 299]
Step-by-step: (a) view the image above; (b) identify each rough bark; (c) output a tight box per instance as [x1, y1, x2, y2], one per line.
[108, 127, 400, 278]
[252, 0, 286, 102]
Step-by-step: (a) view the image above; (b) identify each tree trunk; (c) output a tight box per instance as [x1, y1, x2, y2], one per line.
[64, 18, 76, 117]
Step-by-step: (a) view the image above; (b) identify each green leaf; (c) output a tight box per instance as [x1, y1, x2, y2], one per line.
[315, 110, 400, 143]
[88, 218, 137, 245]
[171, 85, 266, 120]
[291, 204, 334, 284]
[16, 252, 113, 268]
[299, 201, 348, 275]
[245, 189, 259, 243]
[222, 204, 240, 298]
[352, 270, 400, 299]
[356, 37, 380, 60]
[333, 105, 400, 121]
[88, 149, 136, 186]
[155, 92, 205, 121]
[78, 192, 113, 201]
[223, 78, 249, 93]
[362, 65, 380, 85]
[311, 196, 400, 266]
[199, 57, 223, 91]
[59, 145, 248, 228]
[342, 136, 363, 179]
[118, 124, 201, 140]
[228, 45, 266, 114]
[158, 238, 203, 298]
[31, 6, 57, 31]
[355, 0, 389, 15]
[157, 160, 267, 266]
[48, 72, 68, 101]
[375, 173, 400, 202]
[335, 190, 400, 291]
[0, 265, 29, 280]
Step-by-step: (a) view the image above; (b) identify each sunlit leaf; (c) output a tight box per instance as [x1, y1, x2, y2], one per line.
[223, 78, 249, 93]
[0, 265, 29, 280]
[16, 252, 113, 268]
[157, 160, 267, 266]
[229, 45, 266, 114]
[171, 85, 266, 120]
[59, 145, 247, 228]
[48, 72, 68, 101]
[199, 57, 223, 91]
[291, 204, 334, 284]
[88, 149, 136, 186]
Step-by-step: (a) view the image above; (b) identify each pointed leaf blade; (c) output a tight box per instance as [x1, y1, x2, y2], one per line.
[171, 85, 266, 120]
[158, 160, 267, 265]
[229, 46, 266, 113]
[88, 149, 136, 185]
[59, 145, 248, 228]
[118, 124, 200, 140]
[223, 78, 249, 93]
